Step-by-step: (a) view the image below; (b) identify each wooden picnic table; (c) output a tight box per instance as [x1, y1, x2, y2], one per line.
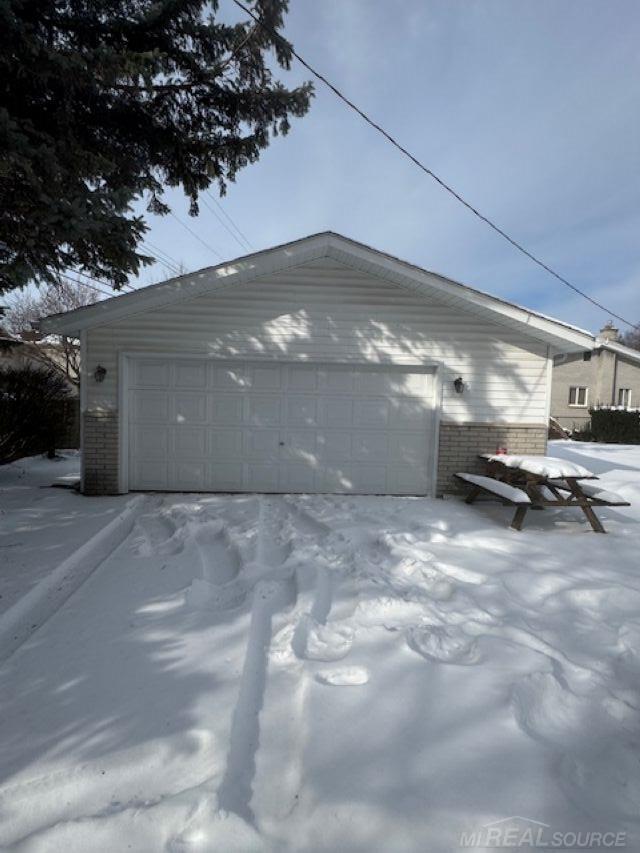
[457, 453, 630, 533]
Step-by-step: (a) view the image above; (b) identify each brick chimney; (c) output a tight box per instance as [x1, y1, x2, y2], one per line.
[599, 322, 619, 342]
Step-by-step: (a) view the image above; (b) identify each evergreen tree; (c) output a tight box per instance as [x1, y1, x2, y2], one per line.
[0, 0, 312, 293]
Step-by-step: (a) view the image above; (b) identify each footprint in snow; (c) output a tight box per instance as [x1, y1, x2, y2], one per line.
[132, 512, 182, 557]
[316, 666, 369, 687]
[292, 616, 354, 662]
[406, 625, 481, 665]
[193, 519, 241, 585]
[185, 577, 247, 612]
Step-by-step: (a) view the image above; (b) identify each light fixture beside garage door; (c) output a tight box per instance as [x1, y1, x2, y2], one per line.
[94, 365, 107, 383]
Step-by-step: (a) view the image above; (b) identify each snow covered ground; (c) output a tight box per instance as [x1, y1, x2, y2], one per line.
[0, 453, 127, 616]
[1, 442, 639, 852]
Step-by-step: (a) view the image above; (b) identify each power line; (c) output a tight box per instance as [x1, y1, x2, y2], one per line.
[60, 273, 114, 300]
[142, 239, 182, 270]
[204, 191, 254, 251]
[70, 266, 136, 293]
[141, 240, 182, 275]
[200, 194, 253, 253]
[232, 0, 638, 331]
[169, 210, 223, 260]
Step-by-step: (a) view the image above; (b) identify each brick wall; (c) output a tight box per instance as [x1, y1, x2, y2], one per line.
[436, 422, 547, 495]
[82, 411, 120, 495]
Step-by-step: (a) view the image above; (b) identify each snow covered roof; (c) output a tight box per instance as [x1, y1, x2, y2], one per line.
[593, 337, 640, 364]
[41, 231, 596, 352]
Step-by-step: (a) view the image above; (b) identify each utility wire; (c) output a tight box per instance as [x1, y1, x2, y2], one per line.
[141, 240, 182, 275]
[169, 210, 223, 260]
[205, 191, 255, 251]
[201, 194, 253, 253]
[232, 0, 638, 331]
[61, 273, 114, 300]
[69, 266, 136, 293]
[142, 239, 182, 271]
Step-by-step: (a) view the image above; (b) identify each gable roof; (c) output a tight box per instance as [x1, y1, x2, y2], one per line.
[594, 337, 640, 365]
[42, 231, 596, 352]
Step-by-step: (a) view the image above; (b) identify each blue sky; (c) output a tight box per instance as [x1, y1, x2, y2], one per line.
[134, 0, 640, 335]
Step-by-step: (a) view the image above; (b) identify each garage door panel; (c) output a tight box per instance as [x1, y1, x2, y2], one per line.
[355, 370, 403, 394]
[132, 390, 169, 422]
[285, 430, 318, 459]
[391, 399, 431, 429]
[280, 463, 316, 492]
[390, 433, 427, 464]
[353, 433, 389, 461]
[173, 461, 206, 490]
[353, 399, 389, 428]
[128, 359, 436, 494]
[320, 464, 354, 492]
[289, 366, 318, 391]
[248, 395, 282, 426]
[175, 362, 207, 389]
[318, 431, 351, 460]
[323, 398, 353, 427]
[287, 396, 319, 427]
[174, 426, 206, 458]
[209, 462, 243, 491]
[245, 430, 281, 460]
[131, 425, 168, 459]
[247, 463, 279, 491]
[173, 393, 207, 423]
[352, 464, 387, 493]
[213, 365, 248, 391]
[251, 365, 283, 390]
[389, 464, 428, 495]
[133, 460, 169, 490]
[209, 429, 243, 457]
[134, 360, 171, 387]
[210, 395, 244, 424]
[320, 368, 355, 393]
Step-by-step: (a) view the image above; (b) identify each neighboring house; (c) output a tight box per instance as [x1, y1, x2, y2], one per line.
[42, 232, 597, 497]
[0, 319, 79, 396]
[0, 323, 30, 369]
[551, 323, 640, 431]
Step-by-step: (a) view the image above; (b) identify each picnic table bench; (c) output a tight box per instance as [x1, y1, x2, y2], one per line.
[455, 454, 630, 533]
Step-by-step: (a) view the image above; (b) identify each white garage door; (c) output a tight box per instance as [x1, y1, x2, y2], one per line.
[127, 359, 437, 495]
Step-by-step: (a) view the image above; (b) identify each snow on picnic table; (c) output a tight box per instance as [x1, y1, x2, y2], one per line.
[482, 453, 595, 479]
[0, 442, 639, 852]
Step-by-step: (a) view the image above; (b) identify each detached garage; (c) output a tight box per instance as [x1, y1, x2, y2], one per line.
[43, 232, 595, 496]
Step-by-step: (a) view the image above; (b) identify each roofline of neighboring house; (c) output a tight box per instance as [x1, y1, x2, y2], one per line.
[41, 230, 596, 352]
[594, 338, 640, 364]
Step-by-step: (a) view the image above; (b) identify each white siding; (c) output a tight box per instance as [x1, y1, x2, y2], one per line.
[86, 258, 549, 424]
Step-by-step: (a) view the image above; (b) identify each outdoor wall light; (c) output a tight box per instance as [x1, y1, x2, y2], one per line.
[94, 365, 107, 383]
[453, 376, 465, 394]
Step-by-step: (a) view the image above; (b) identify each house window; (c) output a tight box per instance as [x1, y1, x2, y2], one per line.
[618, 388, 632, 408]
[568, 386, 588, 407]
[582, 351, 592, 362]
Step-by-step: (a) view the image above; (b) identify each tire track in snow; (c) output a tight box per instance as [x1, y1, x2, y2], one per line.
[215, 497, 297, 825]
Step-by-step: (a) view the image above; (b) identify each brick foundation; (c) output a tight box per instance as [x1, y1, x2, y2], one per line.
[436, 422, 547, 495]
[82, 411, 120, 495]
